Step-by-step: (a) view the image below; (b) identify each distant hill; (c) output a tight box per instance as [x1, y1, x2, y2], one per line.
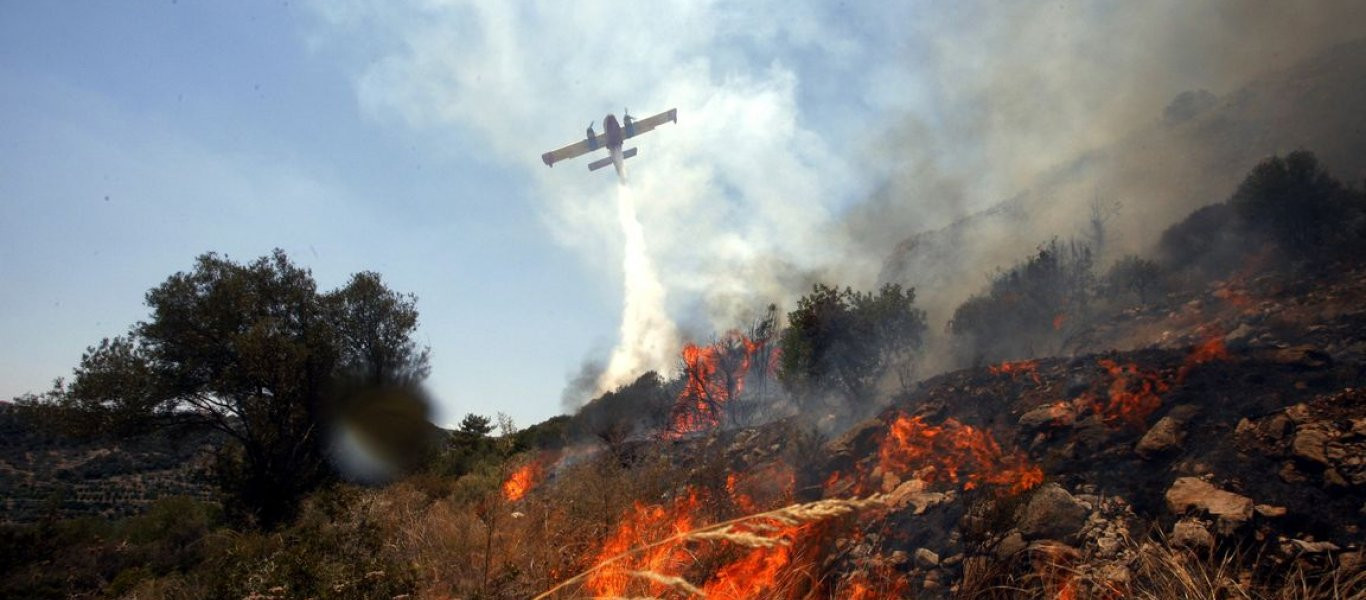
[879, 38, 1366, 322]
[0, 404, 218, 523]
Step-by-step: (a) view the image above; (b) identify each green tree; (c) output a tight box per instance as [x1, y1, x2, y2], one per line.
[1229, 150, 1351, 258]
[779, 283, 926, 411]
[51, 250, 430, 526]
[1105, 255, 1163, 305]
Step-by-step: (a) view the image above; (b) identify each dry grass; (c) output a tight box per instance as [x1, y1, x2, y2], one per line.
[958, 532, 1366, 600]
[531, 494, 892, 599]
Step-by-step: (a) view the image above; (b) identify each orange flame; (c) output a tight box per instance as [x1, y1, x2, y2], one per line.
[701, 528, 803, 600]
[501, 461, 542, 502]
[878, 414, 1043, 495]
[1178, 327, 1230, 382]
[586, 492, 702, 596]
[989, 359, 1043, 384]
[1085, 359, 1169, 428]
[666, 331, 779, 437]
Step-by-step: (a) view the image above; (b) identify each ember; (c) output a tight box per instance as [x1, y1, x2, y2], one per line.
[1086, 359, 1169, 429]
[989, 359, 1043, 384]
[1179, 328, 1230, 382]
[878, 414, 1043, 495]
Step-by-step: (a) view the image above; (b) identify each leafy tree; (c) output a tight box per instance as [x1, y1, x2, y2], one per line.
[48, 250, 430, 526]
[779, 283, 927, 410]
[458, 413, 495, 437]
[1105, 255, 1163, 305]
[1229, 150, 1353, 259]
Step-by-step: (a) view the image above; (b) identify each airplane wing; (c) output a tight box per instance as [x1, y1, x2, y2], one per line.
[541, 138, 600, 167]
[623, 108, 678, 140]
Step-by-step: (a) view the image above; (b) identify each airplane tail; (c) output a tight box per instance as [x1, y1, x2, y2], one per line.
[587, 147, 637, 172]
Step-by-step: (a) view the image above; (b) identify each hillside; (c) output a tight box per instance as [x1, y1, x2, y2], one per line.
[0, 406, 217, 523]
[880, 38, 1366, 321]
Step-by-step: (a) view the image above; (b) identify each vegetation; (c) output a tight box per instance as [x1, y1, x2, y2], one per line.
[1229, 150, 1360, 260]
[1105, 255, 1164, 306]
[779, 283, 927, 410]
[8, 150, 1366, 598]
[25, 250, 432, 526]
[949, 239, 1095, 362]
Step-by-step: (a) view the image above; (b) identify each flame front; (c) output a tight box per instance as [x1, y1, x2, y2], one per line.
[585, 492, 701, 596]
[878, 414, 1043, 495]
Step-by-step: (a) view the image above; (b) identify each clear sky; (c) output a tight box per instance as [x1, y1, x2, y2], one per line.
[6, 2, 1352, 428]
[0, 1, 925, 428]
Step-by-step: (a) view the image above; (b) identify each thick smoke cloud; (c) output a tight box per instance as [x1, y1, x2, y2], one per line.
[308, 0, 1366, 406]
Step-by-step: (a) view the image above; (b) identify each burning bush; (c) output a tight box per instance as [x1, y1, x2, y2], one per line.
[668, 323, 782, 437]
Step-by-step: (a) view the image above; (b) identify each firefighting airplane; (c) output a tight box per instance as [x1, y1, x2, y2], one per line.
[540, 108, 678, 182]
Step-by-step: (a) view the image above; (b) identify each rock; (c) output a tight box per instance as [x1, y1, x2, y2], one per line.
[1263, 413, 1294, 440]
[1018, 483, 1089, 541]
[1269, 346, 1332, 369]
[1167, 404, 1201, 423]
[1136, 416, 1184, 458]
[914, 547, 940, 568]
[1254, 504, 1287, 518]
[1236, 418, 1255, 435]
[1285, 404, 1313, 424]
[1324, 468, 1349, 487]
[1280, 462, 1309, 483]
[1170, 519, 1214, 550]
[886, 479, 950, 514]
[825, 418, 884, 457]
[1292, 427, 1332, 465]
[1019, 403, 1077, 429]
[1165, 477, 1254, 526]
[1289, 539, 1340, 554]
[995, 531, 1027, 559]
[1224, 323, 1256, 344]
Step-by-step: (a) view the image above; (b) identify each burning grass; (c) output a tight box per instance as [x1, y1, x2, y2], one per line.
[533, 493, 892, 600]
[876, 414, 1043, 495]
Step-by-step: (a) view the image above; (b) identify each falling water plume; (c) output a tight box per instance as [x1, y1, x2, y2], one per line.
[596, 183, 679, 394]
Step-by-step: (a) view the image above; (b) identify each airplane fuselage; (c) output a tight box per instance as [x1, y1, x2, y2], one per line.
[601, 114, 627, 180]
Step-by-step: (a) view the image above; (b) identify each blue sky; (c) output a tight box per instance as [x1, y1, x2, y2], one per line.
[0, 2, 627, 427]
[4, 1, 1358, 428]
[0, 1, 920, 427]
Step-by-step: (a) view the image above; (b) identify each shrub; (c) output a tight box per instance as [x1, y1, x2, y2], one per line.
[949, 239, 1094, 362]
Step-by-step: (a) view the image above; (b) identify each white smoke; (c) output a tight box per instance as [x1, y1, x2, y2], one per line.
[596, 184, 680, 393]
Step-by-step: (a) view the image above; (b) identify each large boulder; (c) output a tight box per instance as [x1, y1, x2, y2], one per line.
[1017, 483, 1089, 541]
